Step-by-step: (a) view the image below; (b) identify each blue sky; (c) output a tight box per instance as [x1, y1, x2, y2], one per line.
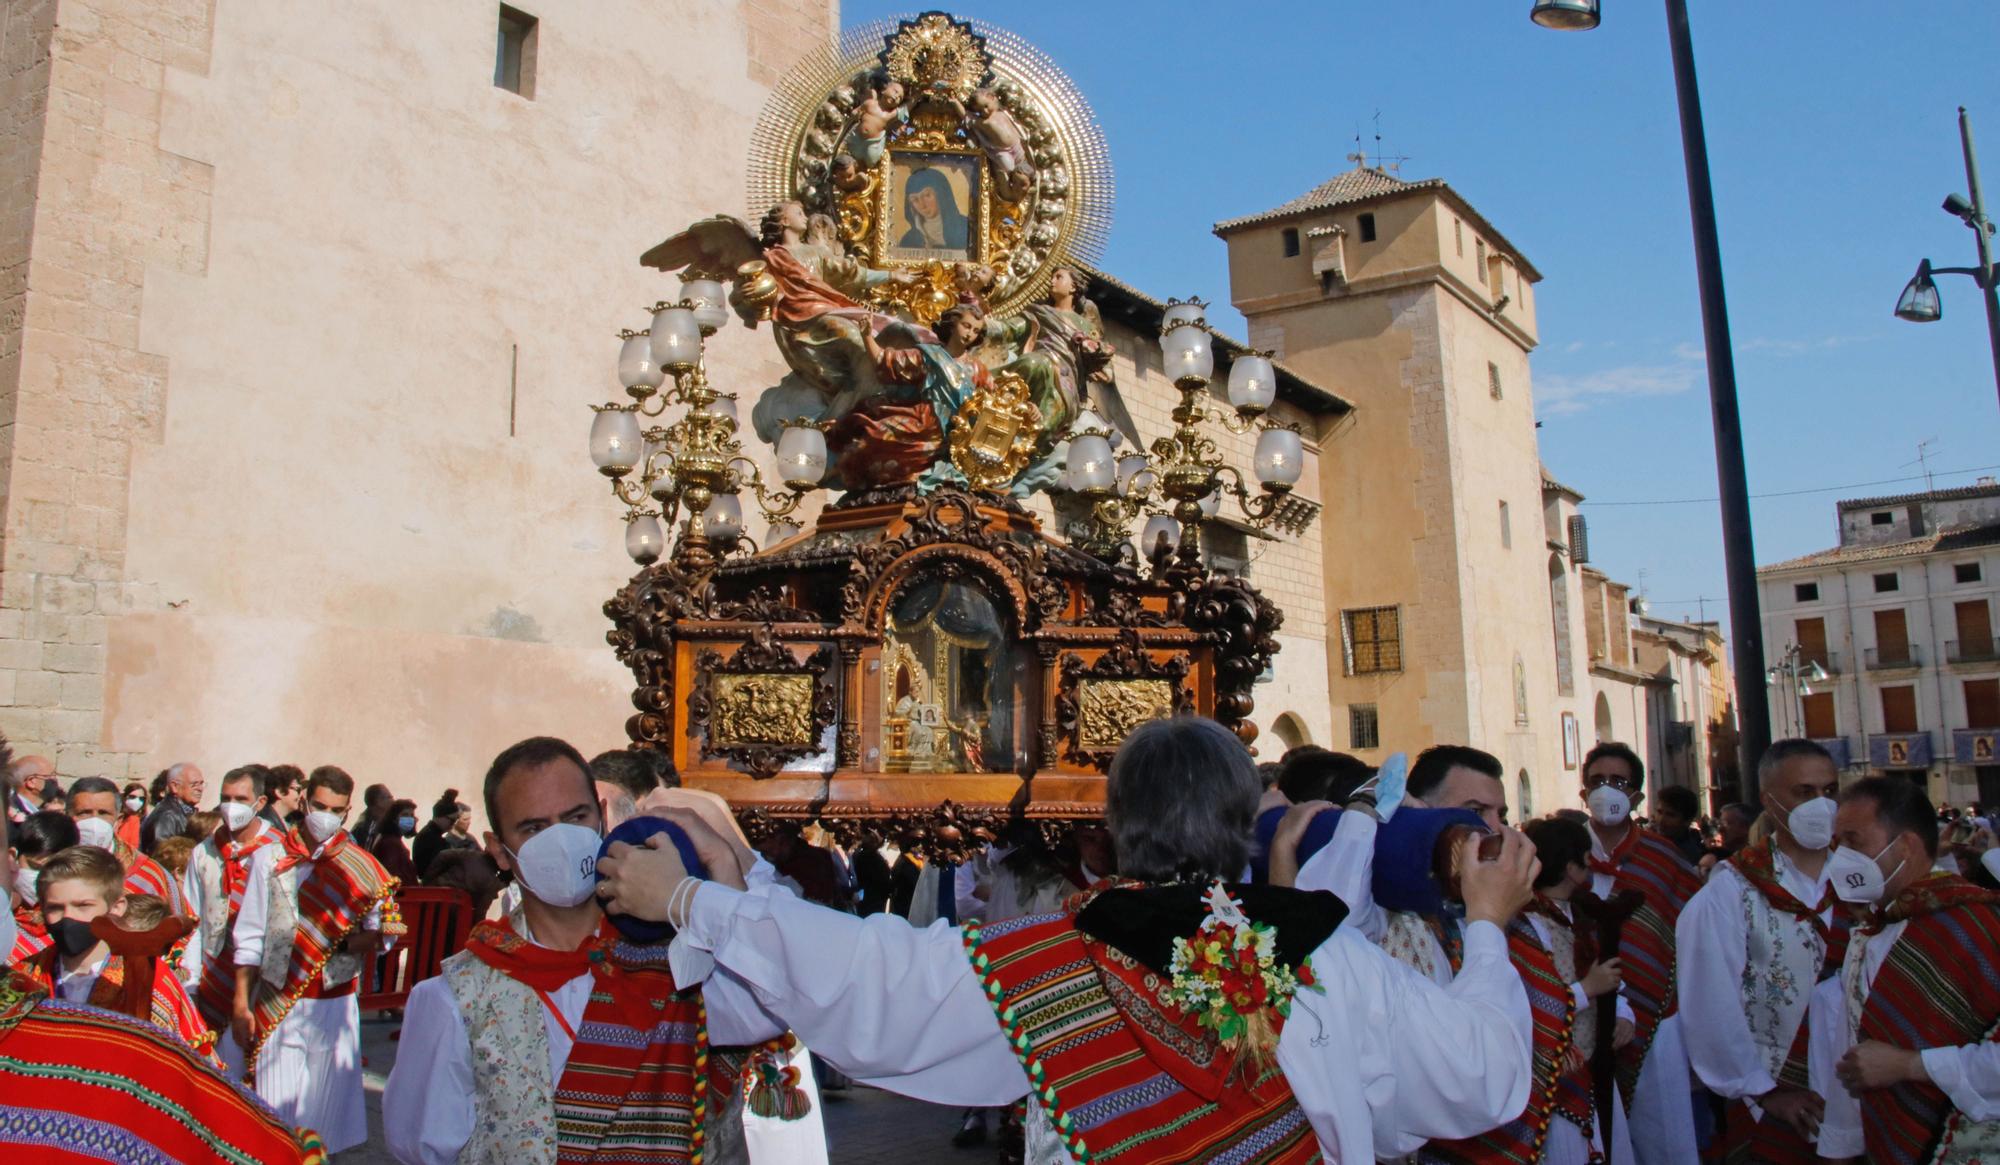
[842, 1, 2000, 635]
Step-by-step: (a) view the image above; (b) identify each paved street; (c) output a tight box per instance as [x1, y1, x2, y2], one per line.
[346, 1016, 998, 1163]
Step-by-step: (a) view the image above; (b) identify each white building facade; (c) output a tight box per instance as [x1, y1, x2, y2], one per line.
[1756, 482, 2000, 807]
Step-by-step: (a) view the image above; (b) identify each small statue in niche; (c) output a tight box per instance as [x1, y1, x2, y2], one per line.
[963, 87, 1035, 203]
[941, 707, 988, 772]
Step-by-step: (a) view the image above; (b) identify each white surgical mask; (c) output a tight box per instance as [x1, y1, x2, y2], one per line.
[1983, 847, 2000, 884]
[505, 822, 604, 909]
[1586, 785, 1631, 827]
[219, 802, 256, 833]
[75, 817, 115, 851]
[124, 795, 144, 812]
[12, 864, 38, 906]
[1780, 795, 1837, 851]
[303, 809, 344, 843]
[1827, 838, 1906, 904]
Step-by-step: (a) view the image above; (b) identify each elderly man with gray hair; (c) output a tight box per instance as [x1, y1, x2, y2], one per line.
[598, 716, 1540, 1163]
[6, 755, 54, 824]
[140, 762, 205, 855]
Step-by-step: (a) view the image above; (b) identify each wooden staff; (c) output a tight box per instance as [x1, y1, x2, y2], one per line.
[1573, 888, 1645, 1139]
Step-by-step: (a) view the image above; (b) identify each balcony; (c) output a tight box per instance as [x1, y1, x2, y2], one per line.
[1947, 637, 2000, 665]
[1864, 645, 1923, 672]
[1952, 729, 2000, 764]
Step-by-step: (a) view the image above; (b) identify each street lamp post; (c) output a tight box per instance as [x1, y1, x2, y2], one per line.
[1532, 0, 1773, 782]
[1894, 107, 2000, 410]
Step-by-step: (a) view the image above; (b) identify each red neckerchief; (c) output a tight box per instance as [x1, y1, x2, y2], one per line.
[1731, 841, 1838, 946]
[462, 915, 652, 1021]
[215, 822, 277, 899]
[1861, 870, 2000, 935]
[272, 824, 344, 875]
[1587, 823, 1640, 879]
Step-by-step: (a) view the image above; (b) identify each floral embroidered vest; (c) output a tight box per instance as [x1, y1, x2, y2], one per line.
[441, 950, 562, 1164]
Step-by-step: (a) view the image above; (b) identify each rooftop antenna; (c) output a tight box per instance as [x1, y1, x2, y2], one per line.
[1901, 438, 1939, 494]
[1368, 110, 1410, 175]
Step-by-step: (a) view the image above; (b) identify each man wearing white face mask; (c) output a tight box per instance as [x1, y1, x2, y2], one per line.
[180, 765, 284, 1036]
[384, 735, 786, 1165]
[1577, 742, 1703, 1165]
[1677, 739, 1846, 1163]
[230, 764, 401, 1153]
[1805, 777, 2000, 1164]
[67, 774, 187, 913]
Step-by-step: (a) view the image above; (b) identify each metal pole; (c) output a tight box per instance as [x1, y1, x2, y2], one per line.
[1663, 0, 1769, 782]
[1957, 107, 2000, 409]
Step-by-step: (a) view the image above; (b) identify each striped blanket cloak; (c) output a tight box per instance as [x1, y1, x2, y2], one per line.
[1418, 908, 1581, 1164]
[461, 918, 711, 1164]
[1853, 873, 2000, 1165]
[962, 881, 1341, 1165]
[243, 827, 399, 1073]
[0, 967, 324, 1164]
[1717, 842, 1849, 1165]
[21, 945, 217, 1063]
[1588, 827, 1699, 1100]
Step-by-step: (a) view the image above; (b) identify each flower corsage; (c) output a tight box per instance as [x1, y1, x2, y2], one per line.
[1160, 882, 1321, 1067]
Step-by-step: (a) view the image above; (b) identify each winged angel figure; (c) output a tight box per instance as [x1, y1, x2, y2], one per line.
[644, 203, 971, 491]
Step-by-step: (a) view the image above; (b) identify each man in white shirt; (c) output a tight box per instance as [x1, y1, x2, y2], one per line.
[383, 736, 783, 1165]
[1807, 776, 2000, 1164]
[1676, 738, 1842, 1164]
[180, 765, 283, 1034]
[601, 716, 1540, 1164]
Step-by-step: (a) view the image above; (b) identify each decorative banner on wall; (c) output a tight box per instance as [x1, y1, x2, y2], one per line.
[1870, 732, 1934, 769]
[1953, 729, 1998, 765]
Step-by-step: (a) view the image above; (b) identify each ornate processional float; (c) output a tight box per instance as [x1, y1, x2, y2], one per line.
[587, 12, 1317, 854]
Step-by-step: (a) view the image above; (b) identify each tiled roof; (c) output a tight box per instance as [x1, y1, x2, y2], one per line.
[1838, 481, 2000, 511]
[1756, 521, 2000, 574]
[1211, 165, 1542, 281]
[1212, 168, 1439, 232]
[1078, 265, 1355, 416]
[1540, 463, 1583, 500]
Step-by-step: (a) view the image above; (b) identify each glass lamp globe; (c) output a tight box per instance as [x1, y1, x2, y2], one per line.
[767, 518, 803, 544]
[1140, 513, 1180, 554]
[1895, 261, 1942, 323]
[1161, 299, 1206, 328]
[618, 331, 665, 394]
[704, 493, 744, 544]
[589, 408, 644, 477]
[1253, 427, 1305, 488]
[1198, 488, 1222, 519]
[1530, 0, 1601, 30]
[625, 513, 665, 565]
[1227, 353, 1277, 413]
[1117, 452, 1152, 492]
[1065, 430, 1117, 494]
[698, 394, 740, 424]
[649, 302, 703, 374]
[1161, 324, 1214, 383]
[776, 423, 829, 488]
[681, 278, 729, 333]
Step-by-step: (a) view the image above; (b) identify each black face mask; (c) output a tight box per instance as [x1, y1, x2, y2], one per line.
[49, 917, 99, 959]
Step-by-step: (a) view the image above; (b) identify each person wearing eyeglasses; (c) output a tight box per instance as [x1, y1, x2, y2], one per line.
[1577, 742, 1703, 1165]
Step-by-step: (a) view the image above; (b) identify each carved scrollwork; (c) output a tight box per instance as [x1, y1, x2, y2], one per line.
[840, 488, 1061, 631]
[687, 625, 838, 777]
[1184, 574, 1284, 750]
[1054, 630, 1195, 772]
[606, 557, 722, 750]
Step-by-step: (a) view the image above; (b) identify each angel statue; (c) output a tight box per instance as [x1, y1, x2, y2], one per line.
[980, 265, 1139, 493]
[644, 202, 949, 488]
[849, 297, 995, 491]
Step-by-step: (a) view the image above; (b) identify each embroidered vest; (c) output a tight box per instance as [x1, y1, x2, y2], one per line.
[442, 950, 562, 1163]
[963, 905, 1323, 1165]
[1848, 876, 2000, 1164]
[1726, 845, 1844, 1088]
[450, 921, 714, 1165]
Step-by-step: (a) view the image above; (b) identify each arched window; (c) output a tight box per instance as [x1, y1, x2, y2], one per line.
[1549, 554, 1575, 697]
[1272, 712, 1310, 752]
[1517, 770, 1534, 819]
[1594, 692, 1614, 744]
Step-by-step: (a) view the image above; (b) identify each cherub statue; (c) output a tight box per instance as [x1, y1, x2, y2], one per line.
[828, 153, 877, 250]
[964, 88, 1035, 203]
[842, 74, 907, 168]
